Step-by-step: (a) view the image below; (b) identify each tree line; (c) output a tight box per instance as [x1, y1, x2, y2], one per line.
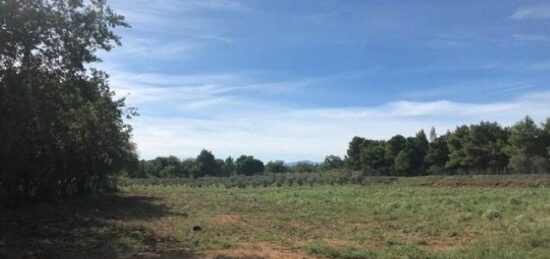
[346, 116, 550, 175]
[127, 151, 345, 178]
[128, 116, 550, 180]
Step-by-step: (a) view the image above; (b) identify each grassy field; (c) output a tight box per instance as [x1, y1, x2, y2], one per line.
[2, 176, 550, 258]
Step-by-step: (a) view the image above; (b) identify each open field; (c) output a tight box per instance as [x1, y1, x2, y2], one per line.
[1, 175, 550, 258]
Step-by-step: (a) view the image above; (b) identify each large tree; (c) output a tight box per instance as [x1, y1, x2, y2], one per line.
[424, 132, 449, 172]
[0, 0, 134, 204]
[359, 140, 387, 174]
[194, 150, 222, 178]
[385, 135, 407, 168]
[236, 155, 265, 176]
[505, 116, 548, 173]
[346, 137, 365, 170]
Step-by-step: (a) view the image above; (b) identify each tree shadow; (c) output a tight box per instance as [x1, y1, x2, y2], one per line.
[0, 194, 198, 258]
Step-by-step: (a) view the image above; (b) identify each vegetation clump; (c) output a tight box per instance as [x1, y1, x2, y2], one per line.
[483, 209, 503, 220]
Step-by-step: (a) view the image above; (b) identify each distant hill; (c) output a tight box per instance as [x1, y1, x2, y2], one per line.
[285, 160, 321, 167]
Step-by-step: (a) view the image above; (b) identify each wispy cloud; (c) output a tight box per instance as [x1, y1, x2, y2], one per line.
[94, 1, 550, 162]
[106, 68, 330, 116]
[106, 0, 244, 62]
[513, 34, 550, 42]
[105, 65, 550, 161]
[115, 37, 197, 59]
[511, 3, 550, 20]
[129, 91, 550, 161]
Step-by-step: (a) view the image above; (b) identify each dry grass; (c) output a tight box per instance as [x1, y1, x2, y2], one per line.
[2, 175, 550, 258]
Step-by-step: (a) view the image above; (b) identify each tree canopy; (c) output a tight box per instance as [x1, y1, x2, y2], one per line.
[0, 0, 134, 204]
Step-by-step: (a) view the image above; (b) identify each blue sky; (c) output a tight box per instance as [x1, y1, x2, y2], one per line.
[100, 0, 550, 162]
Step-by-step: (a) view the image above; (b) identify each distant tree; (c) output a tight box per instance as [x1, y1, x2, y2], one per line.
[424, 133, 449, 173]
[505, 116, 548, 173]
[180, 158, 196, 178]
[134, 156, 183, 178]
[265, 160, 289, 173]
[195, 150, 222, 178]
[395, 148, 415, 175]
[236, 155, 265, 176]
[445, 125, 471, 170]
[290, 162, 317, 173]
[129, 160, 149, 178]
[394, 131, 428, 175]
[157, 156, 182, 178]
[467, 122, 509, 171]
[346, 137, 365, 170]
[414, 130, 430, 162]
[222, 157, 236, 176]
[359, 140, 387, 174]
[320, 155, 344, 171]
[385, 135, 407, 168]
[445, 122, 509, 173]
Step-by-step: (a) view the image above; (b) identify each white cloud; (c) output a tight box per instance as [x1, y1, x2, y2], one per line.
[513, 34, 550, 42]
[126, 90, 550, 162]
[115, 37, 197, 59]
[103, 69, 550, 162]
[106, 68, 329, 112]
[511, 4, 550, 20]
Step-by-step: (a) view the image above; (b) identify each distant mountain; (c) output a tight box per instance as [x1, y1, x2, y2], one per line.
[285, 160, 321, 167]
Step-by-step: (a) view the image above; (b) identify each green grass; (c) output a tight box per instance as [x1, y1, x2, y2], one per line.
[2, 177, 550, 258]
[117, 183, 550, 258]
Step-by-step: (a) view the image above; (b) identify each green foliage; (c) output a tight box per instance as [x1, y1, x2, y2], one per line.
[136, 156, 185, 178]
[290, 162, 318, 173]
[265, 160, 289, 173]
[505, 116, 550, 174]
[235, 155, 265, 176]
[0, 0, 134, 204]
[424, 133, 449, 173]
[385, 135, 407, 167]
[194, 150, 223, 178]
[360, 140, 387, 174]
[393, 132, 428, 175]
[346, 137, 365, 170]
[346, 117, 550, 176]
[320, 155, 345, 171]
[223, 157, 236, 176]
[395, 148, 415, 174]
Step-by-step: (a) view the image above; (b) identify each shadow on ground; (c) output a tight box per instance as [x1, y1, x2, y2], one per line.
[0, 194, 197, 258]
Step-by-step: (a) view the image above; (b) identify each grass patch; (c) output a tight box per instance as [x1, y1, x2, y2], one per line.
[2, 175, 550, 258]
[305, 242, 378, 258]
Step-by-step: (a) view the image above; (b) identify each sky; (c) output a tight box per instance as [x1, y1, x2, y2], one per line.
[100, 0, 550, 162]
